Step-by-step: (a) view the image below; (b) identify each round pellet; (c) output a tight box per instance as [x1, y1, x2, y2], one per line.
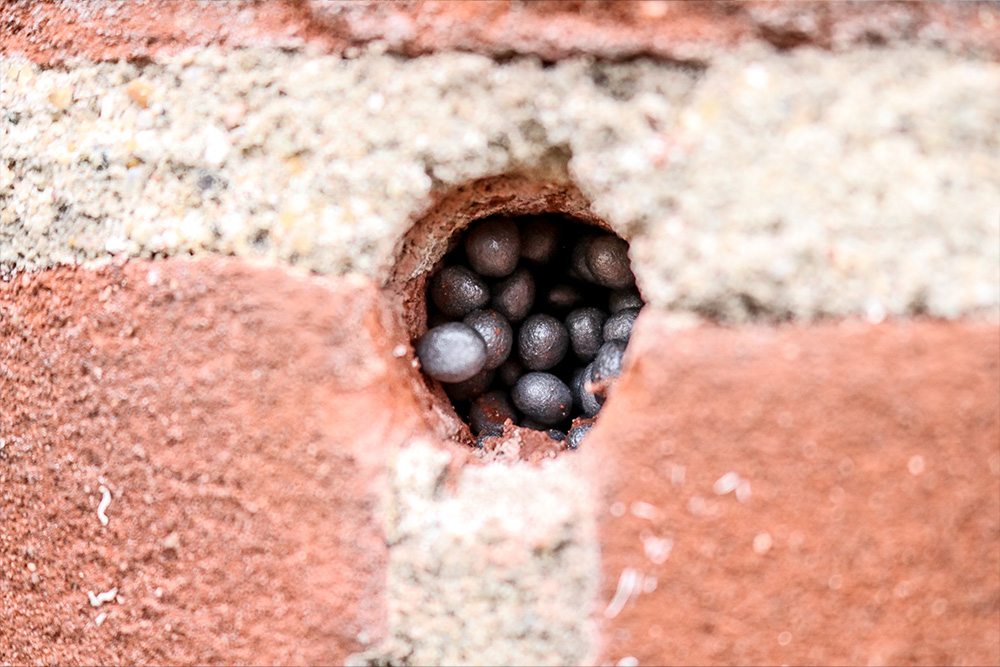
[518, 314, 569, 371]
[545, 283, 583, 314]
[586, 235, 634, 289]
[443, 368, 495, 402]
[609, 288, 643, 313]
[566, 423, 593, 450]
[469, 390, 518, 435]
[465, 218, 520, 278]
[566, 307, 607, 362]
[572, 366, 603, 417]
[591, 340, 627, 386]
[512, 372, 573, 426]
[430, 266, 490, 318]
[475, 423, 504, 448]
[463, 309, 513, 370]
[497, 358, 525, 388]
[603, 307, 640, 343]
[415, 322, 487, 383]
[520, 417, 549, 431]
[570, 235, 598, 283]
[519, 217, 559, 265]
[491, 267, 535, 322]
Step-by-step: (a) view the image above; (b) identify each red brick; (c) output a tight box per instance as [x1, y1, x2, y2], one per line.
[583, 313, 1000, 666]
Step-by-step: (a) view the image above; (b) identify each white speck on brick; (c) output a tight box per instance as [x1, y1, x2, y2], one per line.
[713, 471, 740, 495]
[87, 587, 118, 608]
[630, 501, 659, 521]
[96, 485, 111, 526]
[604, 568, 642, 619]
[753, 532, 773, 555]
[641, 535, 674, 564]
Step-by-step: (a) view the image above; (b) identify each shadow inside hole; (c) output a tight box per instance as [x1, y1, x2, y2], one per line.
[417, 213, 645, 452]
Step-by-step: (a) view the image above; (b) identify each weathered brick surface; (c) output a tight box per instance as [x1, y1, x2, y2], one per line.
[0, 259, 425, 665]
[584, 314, 1000, 666]
[2, 1, 998, 64]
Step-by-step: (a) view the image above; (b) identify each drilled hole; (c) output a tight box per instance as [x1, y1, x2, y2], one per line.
[413, 212, 645, 451]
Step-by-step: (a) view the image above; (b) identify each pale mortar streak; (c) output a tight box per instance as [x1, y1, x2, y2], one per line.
[355, 440, 599, 666]
[2, 46, 998, 321]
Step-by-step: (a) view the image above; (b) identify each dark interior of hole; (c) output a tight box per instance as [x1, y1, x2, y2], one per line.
[414, 214, 645, 451]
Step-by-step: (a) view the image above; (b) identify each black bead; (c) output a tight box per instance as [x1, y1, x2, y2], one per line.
[545, 283, 583, 315]
[465, 218, 520, 278]
[566, 307, 607, 362]
[572, 366, 602, 418]
[519, 217, 559, 265]
[443, 368, 495, 402]
[497, 358, 525, 388]
[586, 234, 634, 289]
[491, 266, 535, 322]
[570, 235, 598, 283]
[547, 429, 567, 442]
[591, 340, 627, 386]
[416, 322, 487, 383]
[512, 372, 573, 426]
[430, 266, 490, 318]
[566, 423, 593, 450]
[520, 417, 549, 431]
[463, 309, 513, 370]
[518, 313, 569, 371]
[603, 307, 640, 343]
[469, 390, 518, 435]
[609, 287, 643, 313]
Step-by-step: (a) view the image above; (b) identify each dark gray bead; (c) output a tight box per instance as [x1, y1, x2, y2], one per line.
[603, 307, 640, 343]
[572, 366, 603, 417]
[609, 287, 643, 313]
[547, 429, 567, 442]
[519, 217, 559, 265]
[566, 423, 593, 450]
[416, 322, 487, 383]
[545, 283, 582, 314]
[463, 309, 513, 370]
[443, 368, 495, 402]
[518, 314, 569, 371]
[512, 372, 573, 426]
[469, 390, 517, 435]
[430, 266, 489, 318]
[520, 417, 549, 431]
[497, 358, 525, 388]
[475, 422, 504, 447]
[566, 307, 607, 362]
[591, 340, 627, 386]
[491, 267, 535, 322]
[465, 218, 520, 278]
[586, 235, 634, 289]
[570, 235, 598, 283]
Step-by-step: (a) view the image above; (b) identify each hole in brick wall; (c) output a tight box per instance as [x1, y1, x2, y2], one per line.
[386, 174, 645, 455]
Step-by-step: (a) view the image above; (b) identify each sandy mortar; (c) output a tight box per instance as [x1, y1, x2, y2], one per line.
[2, 45, 998, 321]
